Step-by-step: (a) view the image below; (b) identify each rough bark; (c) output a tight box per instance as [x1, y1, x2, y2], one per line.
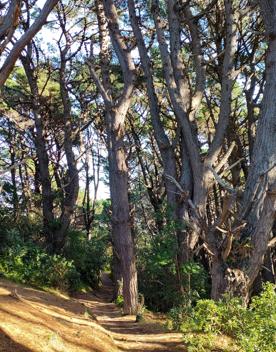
[234, 0, 276, 293]
[210, 0, 276, 299]
[90, 0, 138, 315]
[21, 54, 55, 246]
[128, 0, 194, 294]
[21, 27, 79, 252]
[107, 109, 138, 314]
[0, 0, 22, 55]
[128, 0, 177, 209]
[54, 44, 80, 251]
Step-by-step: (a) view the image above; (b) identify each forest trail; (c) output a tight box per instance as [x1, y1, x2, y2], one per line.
[0, 275, 186, 352]
[75, 273, 185, 351]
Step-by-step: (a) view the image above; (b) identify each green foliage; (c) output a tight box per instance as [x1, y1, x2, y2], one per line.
[170, 283, 276, 352]
[137, 222, 180, 311]
[137, 217, 209, 312]
[167, 304, 193, 331]
[0, 209, 14, 252]
[63, 229, 109, 288]
[183, 333, 214, 352]
[0, 206, 109, 292]
[181, 261, 209, 302]
[0, 230, 81, 292]
[0, 208, 42, 246]
[115, 295, 124, 308]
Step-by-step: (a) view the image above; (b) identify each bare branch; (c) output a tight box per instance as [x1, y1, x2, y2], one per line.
[0, 0, 59, 88]
[87, 60, 112, 107]
[209, 165, 236, 193]
[206, 0, 237, 164]
[103, 0, 135, 115]
[268, 237, 276, 248]
[215, 141, 236, 173]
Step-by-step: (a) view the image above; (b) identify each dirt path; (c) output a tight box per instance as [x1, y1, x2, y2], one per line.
[76, 274, 185, 352]
[0, 275, 186, 352]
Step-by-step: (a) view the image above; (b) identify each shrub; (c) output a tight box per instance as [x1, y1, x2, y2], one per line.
[0, 231, 81, 292]
[137, 221, 209, 312]
[170, 283, 276, 352]
[115, 295, 124, 308]
[167, 304, 193, 331]
[0, 208, 42, 246]
[63, 229, 109, 288]
[137, 228, 181, 311]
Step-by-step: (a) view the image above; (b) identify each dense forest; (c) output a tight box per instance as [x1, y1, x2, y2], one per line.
[0, 0, 275, 351]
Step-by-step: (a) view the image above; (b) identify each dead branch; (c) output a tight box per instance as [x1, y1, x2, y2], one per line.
[209, 165, 236, 193]
[215, 141, 236, 173]
[268, 237, 276, 248]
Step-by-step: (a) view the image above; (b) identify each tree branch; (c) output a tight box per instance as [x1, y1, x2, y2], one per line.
[0, 0, 59, 88]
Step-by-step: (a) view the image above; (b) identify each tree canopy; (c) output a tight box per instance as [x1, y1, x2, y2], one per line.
[0, 0, 275, 343]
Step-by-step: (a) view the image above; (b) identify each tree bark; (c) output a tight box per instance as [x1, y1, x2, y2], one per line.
[21, 54, 55, 247]
[54, 47, 80, 251]
[107, 110, 138, 314]
[210, 0, 276, 299]
[89, 0, 139, 314]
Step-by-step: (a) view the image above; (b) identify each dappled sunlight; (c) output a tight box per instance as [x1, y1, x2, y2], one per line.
[76, 274, 186, 351]
[0, 0, 275, 351]
[0, 276, 187, 352]
[0, 328, 33, 352]
[0, 279, 119, 352]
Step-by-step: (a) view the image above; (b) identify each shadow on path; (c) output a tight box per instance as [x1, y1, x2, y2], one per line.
[76, 273, 186, 352]
[0, 328, 32, 352]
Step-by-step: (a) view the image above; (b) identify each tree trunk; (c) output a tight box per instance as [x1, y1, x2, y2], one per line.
[21, 55, 55, 248]
[211, 0, 276, 299]
[54, 54, 79, 252]
[90, 0, 139, 315]
[107, 110, 138, 315]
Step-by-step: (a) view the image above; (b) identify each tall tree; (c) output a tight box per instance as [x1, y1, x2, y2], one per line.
[88, 0, 138, 314]
[127, 0, 275, 300]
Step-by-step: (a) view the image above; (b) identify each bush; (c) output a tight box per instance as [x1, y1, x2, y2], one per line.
[0, 230, 81, 292]
[0, 208, 42, 247]
[63, 229, 109, 288]
[137, 220, 209, 312]
[0, 212, 109, 292]
[167, 304, 193, 331]
[115, 295, 124, 308]
[170, 283, 276, 352]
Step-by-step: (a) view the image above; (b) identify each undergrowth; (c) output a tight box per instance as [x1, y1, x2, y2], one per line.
[168, 282, 276, 352]
[0, 229, 81, 292]
[0, 222, 108, 293]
